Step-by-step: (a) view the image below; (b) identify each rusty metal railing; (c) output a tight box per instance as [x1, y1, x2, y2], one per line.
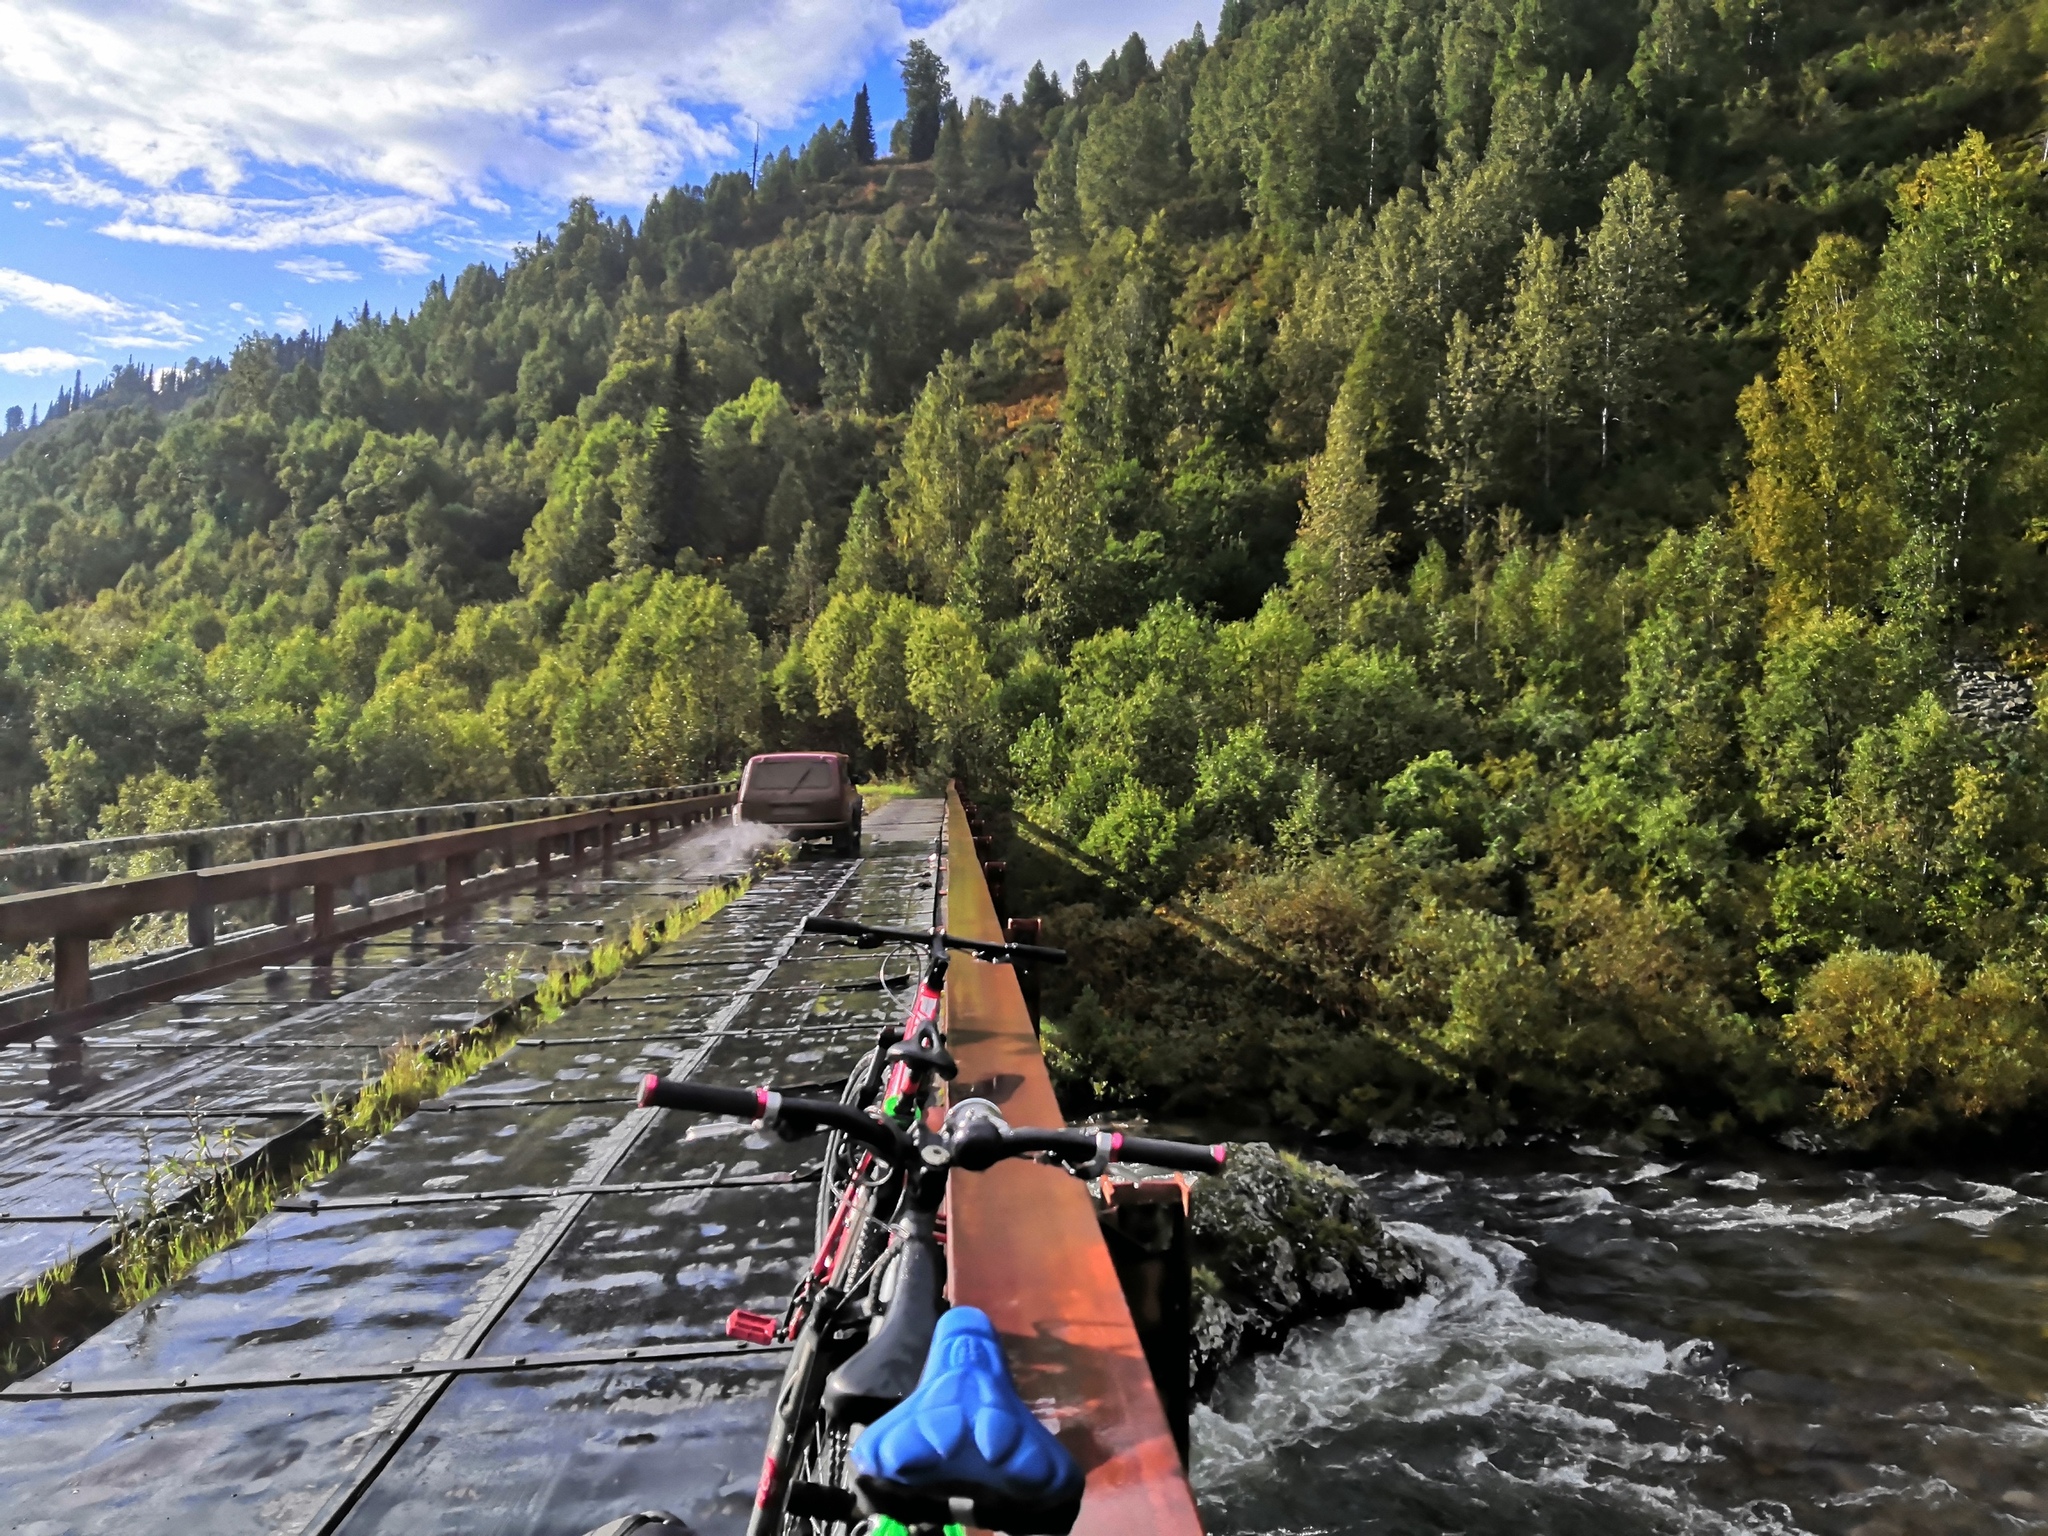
[941, 785, 1206, 1536]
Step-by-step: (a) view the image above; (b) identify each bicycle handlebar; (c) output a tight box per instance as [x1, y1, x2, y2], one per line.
[638, 1074, 1226, 1176]
[802, 916, 1067, 966]
[638, 1076, 912, 1161]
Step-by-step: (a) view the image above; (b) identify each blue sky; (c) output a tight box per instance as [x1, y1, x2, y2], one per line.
[0, 0, 1213, 424]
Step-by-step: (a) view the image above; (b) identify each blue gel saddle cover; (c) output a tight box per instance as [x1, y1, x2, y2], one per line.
[849, 1305, 1083, 1511]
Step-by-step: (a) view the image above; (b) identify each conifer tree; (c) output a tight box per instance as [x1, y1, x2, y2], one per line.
[650, 327, 701, 562]
[900, 41, 953, 162]
[763, 461, 813, 551]
[834, 485, 904, 594]
[932, 105, 968, 206]
[850, 85, 877, 164]
[777, 519, 836, 629]
[886, 354, 998, 598]
[1021, 61, 1063, 121]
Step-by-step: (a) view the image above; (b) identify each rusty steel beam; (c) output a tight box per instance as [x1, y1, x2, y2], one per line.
[941, 786, 1206, 1536]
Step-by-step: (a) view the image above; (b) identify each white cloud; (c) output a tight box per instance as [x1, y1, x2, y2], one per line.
[920, 1, 1212, 102]
[0, 0, 1215, 288]
[0, 266, 126, 322]
[0, 0, 907, 260]
[278, 255, 358, 283]
[0, 265, 194, 344]
[0, 345, 98, 374]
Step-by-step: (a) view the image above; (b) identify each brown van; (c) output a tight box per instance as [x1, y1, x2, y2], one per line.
[736, 752, 863, 853]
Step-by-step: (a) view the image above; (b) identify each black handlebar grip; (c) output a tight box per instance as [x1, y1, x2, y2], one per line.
[1112, 1134, 1229, 1174]
[638, 1076, 766, 1118]
[1004, 942, 1069, 966]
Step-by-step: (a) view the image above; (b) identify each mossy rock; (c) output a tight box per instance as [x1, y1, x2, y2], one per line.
[1187, 1142, 1426, 1396]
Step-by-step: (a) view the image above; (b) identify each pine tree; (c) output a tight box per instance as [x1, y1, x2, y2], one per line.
[777, 519, 836, 629]
[1021, 61, 1063, 121]
[901, 40, 952, 162]
[649, 327, 702, 562]
[835, 485, 905, 593]
[763, 461, 813, 551]
[850, 85, 877, 165]
[1027, 125, 1085, 261]
[932, 105, 968, 206]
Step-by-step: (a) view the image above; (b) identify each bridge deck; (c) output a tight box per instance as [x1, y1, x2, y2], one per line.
[0, 799, 944, 1535]
[0, 816, 763, 1309]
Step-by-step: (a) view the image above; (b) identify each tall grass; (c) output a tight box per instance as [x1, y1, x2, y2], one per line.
[5, 860, 777, 1377]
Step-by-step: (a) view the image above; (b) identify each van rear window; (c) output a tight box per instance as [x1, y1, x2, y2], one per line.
[747, 759, 837, 792]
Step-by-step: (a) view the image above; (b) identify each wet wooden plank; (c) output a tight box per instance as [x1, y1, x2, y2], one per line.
[941, 786, 1204, 1536]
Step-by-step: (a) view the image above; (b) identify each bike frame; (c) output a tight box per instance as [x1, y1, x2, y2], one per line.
[744, 927, 958, 1535]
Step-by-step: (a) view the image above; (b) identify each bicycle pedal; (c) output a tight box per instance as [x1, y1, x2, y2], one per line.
[725, 1308, 779, 1345]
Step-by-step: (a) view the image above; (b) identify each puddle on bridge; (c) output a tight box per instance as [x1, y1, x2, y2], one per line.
[0, 798, 945, 1536]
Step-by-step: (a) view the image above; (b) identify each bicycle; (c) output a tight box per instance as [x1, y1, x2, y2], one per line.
[585, 917, 1225, 1536]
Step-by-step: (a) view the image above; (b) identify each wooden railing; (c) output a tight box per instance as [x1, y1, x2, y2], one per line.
[0, 785, 735, 1042]
[0, 783, 731, 894]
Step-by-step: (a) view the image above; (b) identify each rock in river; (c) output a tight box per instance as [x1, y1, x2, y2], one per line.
[1188, 1142, 1426, 1397]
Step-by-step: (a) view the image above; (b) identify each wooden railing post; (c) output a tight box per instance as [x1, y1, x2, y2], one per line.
[313, 882, 336, 943]
[445, 852, 473, 909]
[414, 815, 431, 892]
[270, 828, 295, 927]
[350, 821, 371, 909]
[53, 931, 92, 1011]
[185, 840, 214, 948]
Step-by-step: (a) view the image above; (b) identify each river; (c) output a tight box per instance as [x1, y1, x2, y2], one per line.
[1191, 1148, 2048, 1535]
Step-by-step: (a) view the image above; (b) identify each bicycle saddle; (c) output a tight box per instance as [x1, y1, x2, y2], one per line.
[849, 1305, 1084, 1535]
[823, 1225, 942, 1427]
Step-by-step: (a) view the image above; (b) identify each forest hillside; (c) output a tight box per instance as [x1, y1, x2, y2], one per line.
[5, 2, 2048, 1143]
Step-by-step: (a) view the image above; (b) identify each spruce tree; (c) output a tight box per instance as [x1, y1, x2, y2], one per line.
[850, 85, 877, 165]
[1021, 62, 1063, 121]
[932, 105, 968, 206]
[650, 327, 702, 562]
[900, 40, 952, 161]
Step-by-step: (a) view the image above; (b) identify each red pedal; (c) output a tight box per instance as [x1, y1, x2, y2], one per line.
[726, 1308, 779, 1345]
